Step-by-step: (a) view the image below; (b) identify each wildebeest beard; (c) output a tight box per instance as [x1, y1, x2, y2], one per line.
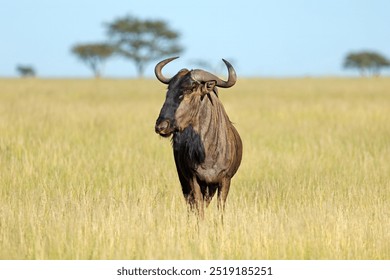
[172, 125, 205, 173]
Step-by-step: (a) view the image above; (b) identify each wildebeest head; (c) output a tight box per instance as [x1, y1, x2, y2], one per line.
[154, 57, 237, 137]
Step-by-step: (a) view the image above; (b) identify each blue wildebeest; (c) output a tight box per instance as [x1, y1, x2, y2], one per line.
[154, 57, 242, 217]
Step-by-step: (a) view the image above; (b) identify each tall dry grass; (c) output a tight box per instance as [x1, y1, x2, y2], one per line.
[0, 78, 389, 259]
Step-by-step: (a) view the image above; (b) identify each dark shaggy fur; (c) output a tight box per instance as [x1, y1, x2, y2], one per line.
[173, 125, 205, 171]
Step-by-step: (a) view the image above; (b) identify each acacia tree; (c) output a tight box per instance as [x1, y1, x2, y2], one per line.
[106, 15, 183, 77]
[16, 65, 36, 77]
[344, 51, 390, 76]
[71, 43, 115, 78]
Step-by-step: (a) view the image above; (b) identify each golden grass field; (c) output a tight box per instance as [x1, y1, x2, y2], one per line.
[0, 77, 389, 259]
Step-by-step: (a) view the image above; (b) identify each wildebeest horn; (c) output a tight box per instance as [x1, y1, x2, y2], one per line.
[191, 59, 237, 88]
[155, 56, 179, 84]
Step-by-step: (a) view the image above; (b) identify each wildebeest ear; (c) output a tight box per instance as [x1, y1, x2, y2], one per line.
[202, 81, 216, 95]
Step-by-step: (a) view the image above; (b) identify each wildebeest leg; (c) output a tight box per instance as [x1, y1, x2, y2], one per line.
[217, 178, 231, 212]
[176, 170, 196, 211]
[191, 177, 204, 218]
[205, 184, 218, 208]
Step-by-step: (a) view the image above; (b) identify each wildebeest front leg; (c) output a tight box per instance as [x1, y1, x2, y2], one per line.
[217, 178, 231, 212]
[175, 168, 196, 211]
[190, 177, 204, 218]
[204, 184, 218, 208]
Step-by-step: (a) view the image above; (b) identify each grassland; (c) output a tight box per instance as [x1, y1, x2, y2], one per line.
[0, 77, 389, 259]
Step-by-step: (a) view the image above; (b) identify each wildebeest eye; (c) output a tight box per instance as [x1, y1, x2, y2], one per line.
[178, 94, 184, 100]
[183, 89, 193, 95]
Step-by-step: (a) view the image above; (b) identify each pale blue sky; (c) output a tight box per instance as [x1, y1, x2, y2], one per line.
[1, 0, 389, 77]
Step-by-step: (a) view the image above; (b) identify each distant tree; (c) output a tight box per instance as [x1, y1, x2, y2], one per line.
[71, 43, 115, 78]
[343, 51, 390, 77]
[16, 65, 36, 77]
[106, 15, 183, 77]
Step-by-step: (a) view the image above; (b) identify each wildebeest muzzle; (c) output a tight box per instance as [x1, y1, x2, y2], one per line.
[155, 118, 175, 137]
